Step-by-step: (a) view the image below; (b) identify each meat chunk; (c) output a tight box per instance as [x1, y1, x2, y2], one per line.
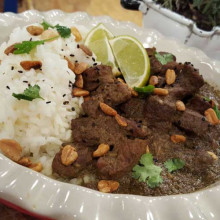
[82, 65, 114, 91]
[52, 144, 93, 178]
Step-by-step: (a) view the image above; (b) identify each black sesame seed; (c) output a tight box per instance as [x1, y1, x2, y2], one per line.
[42, 80, 45, 82]
[70, 54, 74, 57]
[86, 56, 89, 59]
[51, 87, 53, 89]
[75, 60, 78, 63]
[39, 68, 42, 71]
[63, 94, 66, 97]
[18, 70, 23, 73]
[69, 80, 72, 84]
[46, 101, 51, 104]
[23, 80, 28, 83]
[93, 63, 97, 66]
[92, 57, 96, 62]
[28, 84, 31, 86]
[6, 86, 10, 90]
[71, 107, 75, 111]
[63, 101, 69, 105]
[65, 44, 67, 46]
[77, 44, 79, 48]
[61, 49, 64, 51]
[202, 117, 205, 121]
[11, 66, 14, 70]
[30, 38, 32, 41]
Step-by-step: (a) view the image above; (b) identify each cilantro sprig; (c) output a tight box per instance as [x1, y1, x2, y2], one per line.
[155, 52, 174, 65]
[12, 85, 44, 101]
[134, 85, 155, 95]
[41, 20, 71, 38]
[213, 105, 220, 119]
[164, 158, 185, 173]
[132, 153, 163, 188]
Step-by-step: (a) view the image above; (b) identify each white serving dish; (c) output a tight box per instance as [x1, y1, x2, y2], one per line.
[0, 10, 220, 220]
[121, 0, 220, 60]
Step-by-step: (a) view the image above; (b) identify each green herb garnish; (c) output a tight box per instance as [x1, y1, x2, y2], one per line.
[164, 158, 185, 173]
[41, 20, 71, 38]
[12, 85, 44, 101]
[204, 96, 211, 101]
[41, 20, 54, 30]
[132, 153, 163, 188]
[155, 52, 173, 65]
[134, 85, 155, 94]
[213, 105, 220, 119]
[55, 24, 71, 38]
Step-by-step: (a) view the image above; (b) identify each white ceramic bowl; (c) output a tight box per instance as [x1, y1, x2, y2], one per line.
[0, 10, 220, 220]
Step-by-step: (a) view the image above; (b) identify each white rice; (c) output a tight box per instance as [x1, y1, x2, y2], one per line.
[0, 22, 97, 176]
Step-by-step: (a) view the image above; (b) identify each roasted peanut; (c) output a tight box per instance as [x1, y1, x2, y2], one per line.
[4, 44, 17, 55]
[75, 74, 83, 88]
[100, 102, 117, 116]
[71, 27, 82, 42]
[64, 57, 75, 72]
[176, 100, 186, 112]
[171, 135, 186, 143]
[41, 29, 59, 41]
[26, 25, 44, 36]
[98, 180, 119, 193]
[18, 157, 32, 167]
[154, 88, 169, 96]
[115, 114, 127, 127]
[74, 62, 88, 74]
[93, 144, 110, 157]
[149, 76, 158, 86]
[130, 88, 138, 97]
[146, 145, 150, 153]
[117, 78, 126, 84]
[61, 145, 78, 166]
[0, 139, 22, 162]
[72, 88, 89, 97]
[29, 162, 43, 172]
[166, 69, 176, 85]
[20, 61, 42, 70]
[205, 108, 219, 125]
[207, 151, 218, 160]
[79, 44, 92, 56]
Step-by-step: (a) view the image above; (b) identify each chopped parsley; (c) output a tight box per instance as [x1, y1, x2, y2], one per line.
[134, 85, 155, 94]
[12, 85, 44, 101]
[164, 158, 185, 173]
[132, 153, 163, 188]
[41, 20, 71, 38]
[155, 52, 173, 65]
[13, 37, 58, 54]
[213, 105, 220, 119]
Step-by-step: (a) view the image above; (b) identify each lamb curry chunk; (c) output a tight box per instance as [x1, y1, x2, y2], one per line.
[52, 49, 220, 196]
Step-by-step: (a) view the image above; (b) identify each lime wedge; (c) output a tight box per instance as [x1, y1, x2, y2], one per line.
[84, 23, 119, 75]
[109, 35, 150, 88]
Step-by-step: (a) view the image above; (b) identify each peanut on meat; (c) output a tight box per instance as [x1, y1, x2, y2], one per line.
[130, 88, 138, 97]
[29, 162, 43, 172]
[154, 88, 169, 96]
[75, 74, 83, 88]
[207, 151, 218, 160]
[61, 145, 78, 166]
[74, 62, 88, 74]
[93, 144, 110, 157]
[171, 135, 186, 143]
[115, 114, 128, 127]
[72, 88, 89, 97]
[71, 27, 82, 42]
[176, 100, 186, 112]
[117, 78, 126, 84]
[18, 157, 32, 167]
[0, 139, 22, 162]
[65, 57, 75, 72]
[98, 180, 119, 193]
[100, 102, 117, 116]
[20, 61, 42, 70]
[146, 145, 150, 153]
[26, 25, 44, 36]
[205, 108, 219, 125]
[166, 69, 176, 85]
[41, 29, 59, 41]
[79, 44, 92, 56]
[4, 44, 17, 55]
[149, 76, 158, 86]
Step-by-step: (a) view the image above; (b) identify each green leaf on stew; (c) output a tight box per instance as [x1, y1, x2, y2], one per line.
[132, 153, 163, 188]
[164, 158, 185, 173]
[55, 24, 71, 38]
[41, 20, 54, 30]
[203, 96, 211, 102]
[213, 105, 220, 119]
[134, 85, 155, 94]
[155, 52, 174, 65]
[12, 85, 44, 101]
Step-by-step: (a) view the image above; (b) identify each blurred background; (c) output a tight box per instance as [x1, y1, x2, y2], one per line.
[0, 0, 142, 26]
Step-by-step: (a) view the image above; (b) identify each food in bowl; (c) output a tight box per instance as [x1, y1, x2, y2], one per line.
[0, 21, 219, 196]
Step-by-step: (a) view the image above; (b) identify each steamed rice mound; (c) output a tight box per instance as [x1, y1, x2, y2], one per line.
[0, 23, 95, 175]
